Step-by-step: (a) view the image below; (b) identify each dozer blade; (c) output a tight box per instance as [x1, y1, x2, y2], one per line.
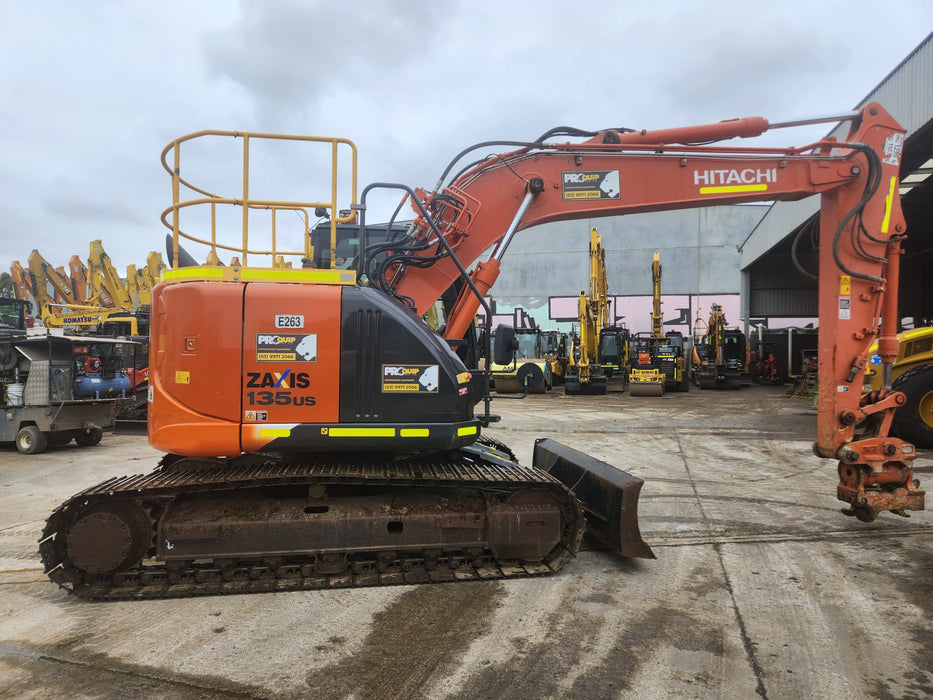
[563, 375, 608, 395]
[533, 438, 655, 559]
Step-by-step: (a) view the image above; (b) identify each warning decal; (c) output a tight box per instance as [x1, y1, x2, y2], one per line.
[839, 296, 851, 320]
[561, 170, 620, 201]
[382, 365, 439, 393]
[882, 133, 904, 167]
[256, 333, 318, 362]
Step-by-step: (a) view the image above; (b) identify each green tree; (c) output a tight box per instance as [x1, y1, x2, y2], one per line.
[0, 272, 13, 298]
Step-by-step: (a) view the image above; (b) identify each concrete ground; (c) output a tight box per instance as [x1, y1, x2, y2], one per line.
[0, 384, 930, 699]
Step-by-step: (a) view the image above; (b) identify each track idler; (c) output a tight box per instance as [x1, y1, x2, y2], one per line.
[533, 438, 655, 559]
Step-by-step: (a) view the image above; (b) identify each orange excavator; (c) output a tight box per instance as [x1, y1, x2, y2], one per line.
[40, 104, 924, 600]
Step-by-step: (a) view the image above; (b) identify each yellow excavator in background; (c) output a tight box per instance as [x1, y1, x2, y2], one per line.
[24, 249, 79, 316]
[629, 253, 668, 396]
[40, 306, 149, 336]
[136, 251, 167, 306]
[565, 228, 613, 395]
[86, 239, 133, 309]
[124, 252, 166, 309]
[693, 304, 746, 389]
[629, 252, 690, 396]
[864, 326, 933, 447]
[487, 326, 556, 394]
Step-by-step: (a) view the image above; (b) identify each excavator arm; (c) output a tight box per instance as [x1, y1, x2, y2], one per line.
[651, 252, 662, 338]
[68, 255, 88, 304]
[382, 103, 921, 521]
[87, 240, 132, 309]
[572, 228, 609, 388]
[25, 250, 78, 320]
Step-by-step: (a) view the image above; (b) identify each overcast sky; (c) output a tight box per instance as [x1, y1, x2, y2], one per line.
[2, 1, 931, 280]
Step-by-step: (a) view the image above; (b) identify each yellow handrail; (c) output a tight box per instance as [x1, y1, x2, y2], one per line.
[160, 131, 358, 269]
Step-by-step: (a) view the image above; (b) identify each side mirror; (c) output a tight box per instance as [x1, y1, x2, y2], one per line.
[493, 324, 518, 366]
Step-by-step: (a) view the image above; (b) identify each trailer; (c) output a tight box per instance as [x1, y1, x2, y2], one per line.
[1, 327, 136, 454]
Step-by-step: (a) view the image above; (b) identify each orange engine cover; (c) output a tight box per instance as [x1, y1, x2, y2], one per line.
[148, 280, 341, 456]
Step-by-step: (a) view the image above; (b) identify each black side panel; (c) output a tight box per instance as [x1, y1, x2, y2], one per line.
[339, 286, 474, 424]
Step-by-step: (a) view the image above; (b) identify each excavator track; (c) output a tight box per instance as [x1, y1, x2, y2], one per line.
[39, 441, 585, 600]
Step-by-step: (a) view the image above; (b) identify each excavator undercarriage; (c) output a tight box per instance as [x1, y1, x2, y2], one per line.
[40, 437, 651, 600]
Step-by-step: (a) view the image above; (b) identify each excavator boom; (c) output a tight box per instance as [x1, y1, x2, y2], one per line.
[385, 103, 920, 520]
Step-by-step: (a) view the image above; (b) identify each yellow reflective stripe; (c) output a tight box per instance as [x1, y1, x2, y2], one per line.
[161, 267, 356, 284]
[328, 427, 396, 437]
[259, 428, 291, 438]
[881, 176, 896, 234]
[699, 184, 768, 195]
[162, 267, 224, 281]
[241, 268, 356, 284]
[457, 426, 478, 437]
[400, 429, 430, 438]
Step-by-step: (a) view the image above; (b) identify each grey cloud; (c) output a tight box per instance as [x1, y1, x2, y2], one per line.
[201, 0, 451, 117]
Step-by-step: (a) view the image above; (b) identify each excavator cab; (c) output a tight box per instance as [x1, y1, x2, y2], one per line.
[308, 220, 408, 271]
[597, 326, 631, 379]
[0, 298, 28, 332]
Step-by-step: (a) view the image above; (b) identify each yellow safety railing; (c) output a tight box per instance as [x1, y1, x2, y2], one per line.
[160, 131, 358, 270]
